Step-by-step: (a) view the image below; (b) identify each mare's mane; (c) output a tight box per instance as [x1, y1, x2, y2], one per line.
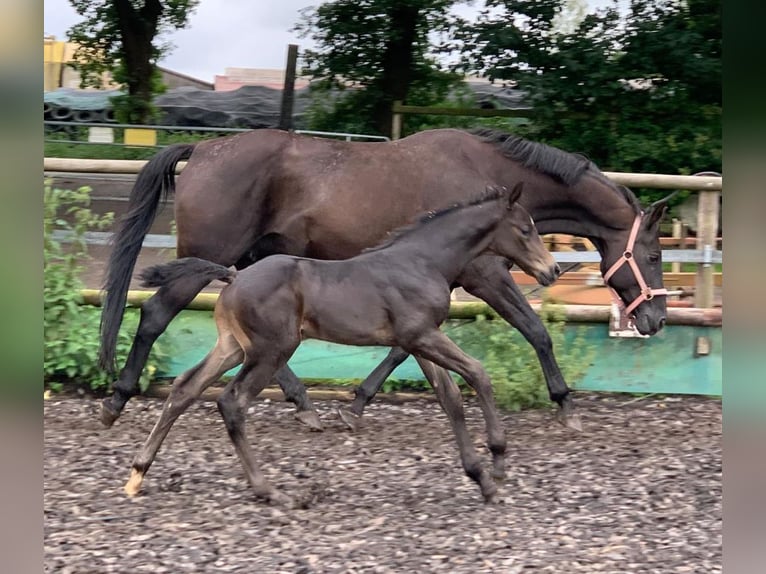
[468, 128, 641, 213]
[362, 186, 506, 254]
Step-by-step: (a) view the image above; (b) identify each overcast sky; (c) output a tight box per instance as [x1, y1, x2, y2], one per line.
[43, 1, 620, 83]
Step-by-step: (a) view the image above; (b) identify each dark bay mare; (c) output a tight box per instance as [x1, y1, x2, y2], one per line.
[100, 128, 671, 432]
[124, 185, 559, 504]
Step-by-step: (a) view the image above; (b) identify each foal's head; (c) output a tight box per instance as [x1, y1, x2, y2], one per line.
[489, 183, 560, 286]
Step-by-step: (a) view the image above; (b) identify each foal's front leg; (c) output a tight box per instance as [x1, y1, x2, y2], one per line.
[414, 357, 498, 502]
[407, 330, 507, 501]
[217, 354, 296, 507]
[457, 255, 581, 431]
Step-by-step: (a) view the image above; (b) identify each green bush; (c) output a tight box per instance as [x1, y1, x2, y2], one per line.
[43, 183, 168, 392]
[448, 302, 596, 412]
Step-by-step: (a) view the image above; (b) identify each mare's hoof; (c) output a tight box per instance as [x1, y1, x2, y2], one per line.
[100, 399, 120, 428]
[481, 484, 499, 504]
[294, 410, 324, 432]
[267, 490, 294, 508]
[491, 470, 506, 484]
[337, 408, 362, 432]
[556, 408, 583, 432]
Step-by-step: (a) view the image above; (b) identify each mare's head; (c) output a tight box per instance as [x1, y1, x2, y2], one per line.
[600, 191, 671, 335]
[489, 183, 560, 286]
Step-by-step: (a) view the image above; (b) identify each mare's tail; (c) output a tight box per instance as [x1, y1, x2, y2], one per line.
[99, 143, 196, 373]
[139, 257, 237, 289]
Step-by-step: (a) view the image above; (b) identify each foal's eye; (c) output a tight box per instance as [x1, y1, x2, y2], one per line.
[648, 253, 660, 264]
[521, 226, 531, 237]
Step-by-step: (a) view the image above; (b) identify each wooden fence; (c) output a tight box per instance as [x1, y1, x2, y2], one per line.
[44, 157, 722, 309]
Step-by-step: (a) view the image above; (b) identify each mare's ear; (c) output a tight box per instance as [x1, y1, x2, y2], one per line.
[643, 192, 676, 229]
[507, 182, 523, 208]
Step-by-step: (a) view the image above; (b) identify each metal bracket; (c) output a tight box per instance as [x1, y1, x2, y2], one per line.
[608, 303, 650, 339]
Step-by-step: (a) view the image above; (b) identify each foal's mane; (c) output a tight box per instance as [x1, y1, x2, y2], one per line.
[362, 187, 506, 254]
[469, 128, 641, 213]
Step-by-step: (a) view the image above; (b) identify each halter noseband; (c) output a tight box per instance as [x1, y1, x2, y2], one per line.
[602, 213, 668, 317]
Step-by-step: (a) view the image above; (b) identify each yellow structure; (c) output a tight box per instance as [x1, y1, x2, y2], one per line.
[44, 35, 117, 91]
[124, 128, 158, 146]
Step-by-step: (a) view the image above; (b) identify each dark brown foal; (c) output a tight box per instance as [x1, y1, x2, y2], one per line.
[125, 184, 557, 504]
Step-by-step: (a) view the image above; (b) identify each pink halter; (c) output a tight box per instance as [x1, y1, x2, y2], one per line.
[602, 213, 668, 317]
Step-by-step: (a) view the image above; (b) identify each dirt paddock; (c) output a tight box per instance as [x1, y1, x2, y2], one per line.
[44, 393, 721, 573]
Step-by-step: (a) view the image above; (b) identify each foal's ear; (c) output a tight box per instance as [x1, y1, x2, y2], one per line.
[643, 192, 676, 229]
[507, 182, 523, 208]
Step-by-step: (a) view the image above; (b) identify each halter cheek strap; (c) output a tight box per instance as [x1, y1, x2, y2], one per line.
[602, 213, 668, 317]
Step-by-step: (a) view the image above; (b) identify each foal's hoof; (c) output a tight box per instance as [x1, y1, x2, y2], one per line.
[99, 399, 120, 428]
[337, 408, 362, 432]
[556, 408, 583, 432]
[294, 410, 324, 432]
[124, 469, 144, 497]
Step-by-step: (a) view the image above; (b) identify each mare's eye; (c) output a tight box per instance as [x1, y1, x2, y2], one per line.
[521, 226, 531, 237]
[648, 253, 660, 264]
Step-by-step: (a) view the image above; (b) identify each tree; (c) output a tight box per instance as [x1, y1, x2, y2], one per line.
[456, 0, 721, 204]
[294, 0, 464, 137]
[68, 1, 199, 124]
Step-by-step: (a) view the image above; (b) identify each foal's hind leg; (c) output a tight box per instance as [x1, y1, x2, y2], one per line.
[407, 331, 507, 493]
[124, 334, 243, 496]
[101, 273, 215, 427]
[217, 352, 297, 506]
[101, 276, 318, 431]
[414, 357, 498, 502]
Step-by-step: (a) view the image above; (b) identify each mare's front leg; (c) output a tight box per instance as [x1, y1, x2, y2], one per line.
[458, 255, 581, 431]
[337, 347, 410, 431]
[407, 330, 507, 502]
[101, 272, 217, 428]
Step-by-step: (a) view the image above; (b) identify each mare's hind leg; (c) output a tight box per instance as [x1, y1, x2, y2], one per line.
[124, 335, 243, 496]
[414, 357, 498, 502]
[338, 347, 410, 431]
[217, 351, 297, 506]
[407, 330, 507, 495]
[101, 273, 216, 428]
[272, 367, 323, 431]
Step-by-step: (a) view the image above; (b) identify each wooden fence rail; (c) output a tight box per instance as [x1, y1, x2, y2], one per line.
[44, 157, 722, 308]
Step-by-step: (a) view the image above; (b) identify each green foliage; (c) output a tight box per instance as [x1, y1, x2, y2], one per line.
[449, 303, 596, 411]
[455, 0, 721, 208]
[295, 0, 465, 136]
[369, 303, 596, 411]
[44, 183, 168, 391]
[67, 1, 200, 123]
[44, 128, 225, 160]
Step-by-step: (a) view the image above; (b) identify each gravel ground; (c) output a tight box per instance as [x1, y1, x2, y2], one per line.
[44, 393, 721, 573]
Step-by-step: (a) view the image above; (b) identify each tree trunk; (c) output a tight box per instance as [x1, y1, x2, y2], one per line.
[371, 4, 420, 138]
[115, 0, 163, 124]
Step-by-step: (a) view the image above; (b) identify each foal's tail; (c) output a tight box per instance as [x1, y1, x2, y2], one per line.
[99, 143, 196, 373]
[139, 258, 237, 289]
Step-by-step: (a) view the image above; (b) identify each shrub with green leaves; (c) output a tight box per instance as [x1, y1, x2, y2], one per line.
[44, 183, 168, 392]
[448, 302, 596, 412]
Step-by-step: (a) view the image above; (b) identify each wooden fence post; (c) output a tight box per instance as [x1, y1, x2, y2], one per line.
[671, 218, 682, 273]
[694, 190, 721, 308]
[391, 101, 402, 140]
[278, 44, 299, 131]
